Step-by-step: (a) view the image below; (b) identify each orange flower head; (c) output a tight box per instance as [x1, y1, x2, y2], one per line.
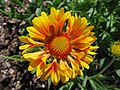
[19, 7, 98, 85]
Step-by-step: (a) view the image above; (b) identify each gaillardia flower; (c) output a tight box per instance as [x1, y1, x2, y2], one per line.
[111, 41, 120, 57]
[19, 7, 98, 85]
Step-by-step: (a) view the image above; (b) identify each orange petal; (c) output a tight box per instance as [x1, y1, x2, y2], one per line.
[19, 36, 44, 46]
[89, 46, 99, 51]
[40, 12, 51, 36]
[50, 62, 60, 85]
[51, 69, 60, 85]
[80, 37, 95, 43]
[80, 60, 89, 69]
[19, 36, 30, 43]
[71, 52, 85, 60]
[57, 7, 64, 20]
[28, 37, 44, 45]
[30, 58, 43, 68]
[27, 26, 45, 40]
[71, 17, 88, 39]
[67, 16, 75, 29]
[48, 16, 59, 34]
[59, 9, 71, 33]
[60, 60, 72, 78]
[41, 12, 49, 20]
[60, 73, 69, 83]
[68, 56, 79, 72]
[32, 16, 49, 36]
[82, 26, 94, 35]
[19, 44, 30, 50]
[73, 43, 90, 50]
[41, 66, 54, 80]
[63, 11, 71, 21]
[71, 35, 84, 44]
[50, 7, 57, 20]
[72, 18, 82, 33]
[80, 17, 88, 30]
[28, 65, 35, 71]
[83, 54, 93, 64]
[23, 51, 45, 60]
[36, 64, 43, 76]
[88, 51, 97, 55]
[87, 46, 99, 55]
[68, 56, 83, 76]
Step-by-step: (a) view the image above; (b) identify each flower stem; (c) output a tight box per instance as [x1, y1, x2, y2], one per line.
[0, 55, 23, 61]
[89, 58, 115, 79]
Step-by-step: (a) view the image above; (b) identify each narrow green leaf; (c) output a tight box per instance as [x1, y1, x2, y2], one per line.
[31, 68, 36, 74]
[48, 78, 52, 90]
[95, 79, 108, 90]
[115, 69, 120, 77]
[11, 0, 24, 8]
[59, 81, 74, 90]
[89, 79, 97, 90]
[0, 9, 10, 17]
[35, 8, 41, 16]
[78, 83, 85, 90]
[82, 76, 88, 87]
[99, 58, 105, 69]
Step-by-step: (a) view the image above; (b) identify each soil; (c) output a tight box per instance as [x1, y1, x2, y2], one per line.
[0, 11, 47, 90]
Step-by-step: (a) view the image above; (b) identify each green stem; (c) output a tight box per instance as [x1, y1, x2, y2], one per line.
[0, 55, 23, 61]
[89, 58, 115, 79]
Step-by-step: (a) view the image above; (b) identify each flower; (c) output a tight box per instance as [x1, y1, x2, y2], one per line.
[111, 41, 120, 56]
[19, 7, 98, 85]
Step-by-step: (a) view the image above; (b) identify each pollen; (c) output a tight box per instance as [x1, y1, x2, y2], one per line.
[47, 34, 72, 59]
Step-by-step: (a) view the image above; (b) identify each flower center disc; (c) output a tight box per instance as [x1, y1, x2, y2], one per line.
[111, 42, 120, 56]
[47, 34, 72, 59]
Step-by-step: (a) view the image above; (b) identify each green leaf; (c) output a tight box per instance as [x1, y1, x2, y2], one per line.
[15, 13, 31, 20]
[0, 0, 5, 4]
[105, 84, 120, 90]
[25, 14, 35, 23]
[48, 78, 52, 90]
[27, 46, 41, 53]
[82, 76, 88, 87]
[99, 58, 105, 69]
[95, 74, 107, 80]
[11, 5, 16, 18]
[0, 9, 10, 17]
[89, 79, 97, 90]
[11, 0, 24, 8]
[35, 8, 41, 16]
[20, 28, 28, 36]
[59, 81, 74, 90]
[89, 79, 108, 90]
[30, 68, 36, 74]
[115, 69, 120, 77]
[52, 0, 62, 7]
[95, 79, 107, 90]
[78, 83, 86, 90]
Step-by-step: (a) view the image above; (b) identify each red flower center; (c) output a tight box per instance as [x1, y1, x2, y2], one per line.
[46, 34, 72, 59]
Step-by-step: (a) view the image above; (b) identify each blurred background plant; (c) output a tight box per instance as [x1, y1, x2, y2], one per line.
[0, 0, 120, 90]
